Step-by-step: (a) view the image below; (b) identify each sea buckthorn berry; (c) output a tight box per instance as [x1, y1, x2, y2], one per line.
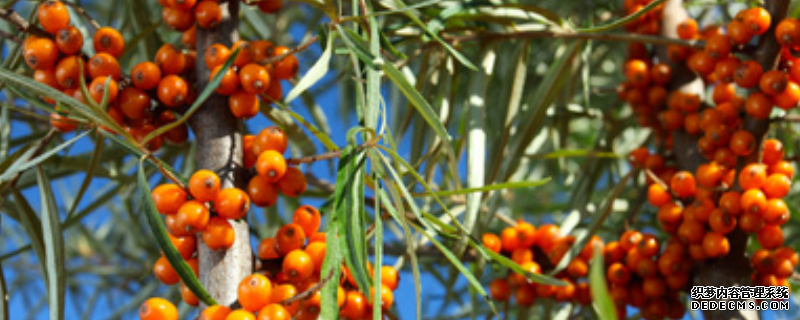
[256, 150, 287, 182]
[275, 223, 306, 254]
[38, 1, 71, 35]
[667, 44, 692, 62]
[624, 59, 650, 87]
[677, 219, 705, 244]
[132, 61, 162, 90]
[25, 38, 59, 70]
[718, 191, 742, 216]
[200, 305, 232, 320]
[304, 241, 326, 274]
[647, 183, 672, 207]
[177, 200, 210, 231]
[686, 51, 716, 76]
[709, 208, 736, 234]
[763, 198, 790, 225]
[677, 18, 698, 39]
[760, 70, 788, 96]
[258, 237, 280, 260]
[225, 309, 256, 320]
[253, 126, 288, 154]
[774, 80, 800, 109]
[500, 227, 520, 252]
[182, 26, 197, 50]
[628, 147, 649, 167]
[308, 232, 325, 244]
[55, 26, 83, 55]
[88, 53, 121, 80]
[189, 170, 221, 202]
[607, 262, 630, 285]
[151, 184, 188, 215]
[162, 7, 195, 31]
[139, 297, 178, 320]
[482, 233, 501, 253]
[214, 188, 250, 219]
[153, 255, 180, 285]
[202, 217, 236, 250]
[670, 171, 696, 198]
[292, 205, 321, 236]
[745, 92, 774, 119]
[657, 202, 682, 226]
[205, 44, 232, 69]
[231, 41, 254, 67]
[739, 164, 767, 190]
[697, 161, 726, 187]
[739, 211, 765, 233]
[340, 291, 367, 320]
[271, 46, 299, 80]
[180, 283, 199, 306]
[229, 91, 260, 119]
[714, 56, 740, 83]
[271, 284, 301, 314]
[155, 44, 186, 76]
[211, 66, 239, 95]
[50, 113, 78, 132]
[157, 75, 189, 107]
[777, 18, 800, 49]
[535, 224, 560, 251]
[705, 34, 731, 59]
[764, 173, 791, 199]
[567, 257, 589, 277]
[702, 232, 730, 258]
[196, 0, 223, 29]
[734, 60, 763, 88]
[93, 27, 125, 58]
[239, 64, 271, 94]
[712, 82, 736, 104]
[742, 7, 771, 35]
[247, 175, 278, 207]
[488, 278, 510, 301]
[158, 111, 189, 145]
[757, 224, 784, 249]
[727, 19, 753, 45]
[762, 139, 785, 165]
[256, 304, 290, 320]
[770, 160, 795, 178]
[649, 63, 671, 85]
[238, 274, 272, 312]
[119, 87, 152, 120]
[619, 230, 642, 251]
[257, 0, 283, 13]
[89, 76, 119, 104]
[276, 167, 307, 197]
[169, 233, 196, 259]
[740, 188, 767, 214]
[35, 69, 60, 92]
[251, 40, 274, 62]
[515, 220, 536, 248]
[243, 135, 257, 168]
[729, 130, 755, 156]
[169, 0, 197, 10]
[282, 249, 314, 281]
[166, 214, 193, 237]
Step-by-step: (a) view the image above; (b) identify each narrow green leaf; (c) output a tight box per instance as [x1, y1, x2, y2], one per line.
[0, 130, 90, 184]
[0, 259, 8, 320]
[371, 177, 383, 320]
[590, 245, 618, 320]
[36, 167, 66, 320]
[65, 135, 104, 219]
[414, 179, 551, 197]
[320, 221, 342, 319]
[0, 143, 36, 179]
[285, 33, 333, 103]
[333, 144, 372, 295]
[143, 48, 241, 144]
[272, 102, 339, 151]
[137, 158, 217, 306]
[482, 248, 567, 286]
[9, 189, 46, 275]
[102, 130, 187, 185]
[383, 62, 452, 147]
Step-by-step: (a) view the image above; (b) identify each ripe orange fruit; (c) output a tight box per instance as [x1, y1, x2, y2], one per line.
[239, 64, 271, 94]
[162, 7, 195, 31]
[195, 0, 223, 29]
[247, 175, 278, 207]
[176, 200, 210, 231]
[205, 44, 232, 69]
[189, 169, 221, 202]
[762, 139, 785, 165]
[25, 38, 59, 70]
[88, 76, 119, 104]
[238, 274, 272, 312]
[211, 66, 240, 95]
[253, 126, 288, 154]
[488, 278, 510, 301]
[55, 26, 83, 55]
[292, 205, 321, 237]
[282, 249, 314, 281]
[153, 255, 180, 285]
[199, 305, 232, 320]
[228, 91, 260, 119]
[151, 184, 188, 215]
[275, 223, 306, 254]
[304, 241, 326, 274]
[224, 310, 256, 320]
[94, 27, 125, 58]
[202, 217, 236, 250]
[38, 1, 71, 35]
[256, 150, 287, 182]
[155, 44, 186, 76]
[139, 297, 178, 320]
[169, 233, 196, 259]
[340, 291, 367, 319]
[169, 0, 197, 11]
[271, 46, 298, 80]
[276, 167, 307, 197]
[670, 171, 696, 198]
[763, 173, 791, 198]
[258, 237, 280, 260]
[214, 188, 250, 219]
[157, 75, 189, 107]
[256, 304, 290, 320]
[180, 282, 199, 306]
[734, 60, 763, 88]
[482, 233, 501, 253]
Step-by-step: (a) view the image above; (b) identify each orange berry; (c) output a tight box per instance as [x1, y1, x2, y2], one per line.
[619, 230, 643, 251]
[742, 7, 771, 35]
[247, 175, 278, 207]
[740, 188, 767, 214]
[189, 169, 221, 202]
[256, 150, 287, 182]
[182, 26, 197, 50]
[340, 291, 367, 319]
[292, 205, 321, 237]
[647, 183, 672, 207]
[89, 76, 119, 104]
[757, 224, 784, 249]
[157, 75, 189, 107]
[760, 70, 788, 96]
[256, 304, 290, 320]
[151, 184, 189, 215]
[93, 27, 125, 58]
[228, 91, 260, 119]
[500, 227, 520, 252]
[224, 310, 255, 320]
[774, 80, 800, 109]
[211, 66, 240, 95]
[739, 164, 767, 190]
[670, 171, 696, 198]
[38, 1, 70, 35]
[271, 46, 298, 80]
[769, 160, 795, 178]
[763, 198, 790, 225]
[25, 37, 59, 70]
[139, 297, 178, 320]
[169, 233, 196, 259]
[727, 19, 753, 45]
[702, 232, 730, 258]
[739, 212, 764, 233]
[708, 209, 736, 234]
[176, 200, 210, 231]
[239, 64, 271, 94]
[55, 26, 84, 55]
[535, 224, 560, 251]
[132, 61, 162, 90]
[777, 18, 800, 49]
[275, 223, 306, 254]
[745, 92, 774, 119]
[715, 56, 740, 83]
[729, 130, 755, 156]
[270, 284, 300, 314]
[705, 34, 731, 59]
[253, 126, 288, 154]
[153, 255, 180, 285]
[50, 112, 78, 132]
[764, 173, 791, 199]
[677, 18, 698, 39]
[119, 87, 152, 120]
[180, 282, 199, 306]
[162, 7, 195, 31]
[607, 262, 630, 285]
[205, 44, 232, 69]
[88, 53, 121, 80]
[195, 0, 223, 29]
[762, 139, 785, 165]
[238, 274, 272, 312]
[276, 167, 307, 197]
[200, 306, 232, 320]
[304, 241, 326, 274]
[258, 237, 281, 260]
[677, 219, 705, 244]
[214, 188, 250, 219]
[482, 233, 501, 253]
[734, 60, 763, 88]
[155, 44, 186, 76]
[282, 249, 314, 281]
[202, 216, 236, 250]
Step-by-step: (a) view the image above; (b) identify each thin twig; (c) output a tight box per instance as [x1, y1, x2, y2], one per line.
[0, 28, 22, 43]
[0, 7, 49, 38]
[258, 35, 319, 65]
[278, 264, 338, 305]
[63, 1, 101, 30]
[0, 128, 58, 193]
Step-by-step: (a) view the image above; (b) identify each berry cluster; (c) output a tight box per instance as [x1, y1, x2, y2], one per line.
[159, 0, 283, 34]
